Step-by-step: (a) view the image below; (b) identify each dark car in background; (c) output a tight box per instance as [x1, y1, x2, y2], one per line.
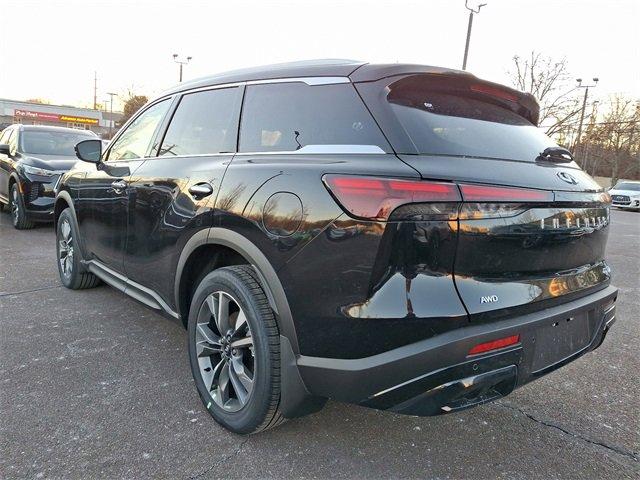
[54, 60, 617, 434]
[0, 124, 97, 229]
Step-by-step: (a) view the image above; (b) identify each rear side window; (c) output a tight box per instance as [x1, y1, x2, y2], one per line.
[239, 83, 389, 152]
[159, 87, 240, 157]
[357, 75, 557, 161]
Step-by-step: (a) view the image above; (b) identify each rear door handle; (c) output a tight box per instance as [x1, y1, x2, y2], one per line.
[111, 180, 127, 193]
[188, 183, 213, 199]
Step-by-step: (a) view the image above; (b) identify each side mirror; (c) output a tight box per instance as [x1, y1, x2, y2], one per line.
[0, 144, 10, 156]
[75, 139, 102, 163]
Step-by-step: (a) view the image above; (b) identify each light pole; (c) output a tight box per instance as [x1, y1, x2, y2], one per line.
[173, 54, 192, 82]
[106, 92, 117, 139]
[574, 77, 599, 152]
[462, 0, 487, 70]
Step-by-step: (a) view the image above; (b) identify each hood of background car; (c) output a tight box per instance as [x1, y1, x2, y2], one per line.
[610, 189, 640, 197]
[20, 154, 79, 172]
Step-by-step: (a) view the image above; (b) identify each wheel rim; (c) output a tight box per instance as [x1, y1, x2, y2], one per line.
[195, 291, 255, 412]
[11, 187, 19, 224]
[58, 219, 74, 278]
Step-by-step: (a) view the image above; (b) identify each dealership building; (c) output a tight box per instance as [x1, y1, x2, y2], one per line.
[0, 98, 123, 138]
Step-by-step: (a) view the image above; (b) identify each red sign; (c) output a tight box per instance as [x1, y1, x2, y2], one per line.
[14, 109, 99, 125]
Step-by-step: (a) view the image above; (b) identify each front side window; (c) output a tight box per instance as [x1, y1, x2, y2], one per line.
[239, 83, 389, 153]
[159, 87, 239, 157]
[107, 100, 170, 161]
[19, 130, 95, 156]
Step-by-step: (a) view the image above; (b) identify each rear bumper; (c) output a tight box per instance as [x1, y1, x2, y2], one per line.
[297, 285, 617, 416]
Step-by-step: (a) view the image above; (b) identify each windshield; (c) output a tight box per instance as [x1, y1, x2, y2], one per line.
[20, 130, 95, 156]
[613, 182, 640, 191]
[361, 75, 558, 162]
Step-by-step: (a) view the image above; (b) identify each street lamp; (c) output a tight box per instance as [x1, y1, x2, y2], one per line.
[173, 53, 192, 82]
[574, 77, 599, 151]
[462, 0, 487, 70]
[106, 92, 117, 139]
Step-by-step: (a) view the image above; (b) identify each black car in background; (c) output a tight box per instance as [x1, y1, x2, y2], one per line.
[0, 124, 97, 229]
[55, 60, 617, 434]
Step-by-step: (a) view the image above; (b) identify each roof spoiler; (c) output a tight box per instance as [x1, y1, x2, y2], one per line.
[350, 64, 540, 126]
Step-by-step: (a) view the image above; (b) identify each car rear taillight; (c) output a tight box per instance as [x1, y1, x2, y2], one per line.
[468, 335, 520, 356]
[459, 184, 553, 202]
[323, 176, 560, 222]
[323, 175, 461, 221]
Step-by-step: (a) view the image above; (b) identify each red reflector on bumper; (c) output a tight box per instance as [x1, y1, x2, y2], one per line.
[468, 335, 520, 355]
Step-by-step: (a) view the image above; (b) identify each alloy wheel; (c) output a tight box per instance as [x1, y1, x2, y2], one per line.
[195, 291, 255, 412]
[58, 219, 74, 277]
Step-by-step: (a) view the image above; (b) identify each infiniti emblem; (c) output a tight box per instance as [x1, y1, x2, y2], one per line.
[557, 172, 578, 185]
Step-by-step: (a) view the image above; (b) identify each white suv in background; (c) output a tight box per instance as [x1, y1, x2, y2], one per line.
[609, 181, 640, 211]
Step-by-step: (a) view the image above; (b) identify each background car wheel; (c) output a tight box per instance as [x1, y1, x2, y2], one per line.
[56, 208, 101, 290]
[188, 265, 284, 434]
[10, 183, 35, 230]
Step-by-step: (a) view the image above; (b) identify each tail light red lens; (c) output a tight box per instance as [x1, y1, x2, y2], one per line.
[459, 184, 553, 202]
[468, 335, 520, 356]
[323, 175, 461, 221]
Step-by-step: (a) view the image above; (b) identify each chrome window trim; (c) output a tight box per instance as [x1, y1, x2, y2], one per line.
[177, 76, 350, 96]
[236, 144, 387, 155]
[246, 76, 350, 86]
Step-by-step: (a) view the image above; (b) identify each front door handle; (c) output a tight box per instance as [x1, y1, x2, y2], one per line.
[111, 180, 127, 193]
[188, 183, 213, 199]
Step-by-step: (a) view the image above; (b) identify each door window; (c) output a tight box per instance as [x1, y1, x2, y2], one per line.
[159, 87, 239, 157]
[238, 83, 389, 152]
[107, 100, 170, 161]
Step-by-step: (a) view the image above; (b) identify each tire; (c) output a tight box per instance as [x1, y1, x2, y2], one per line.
[56, 208, 101, 290]
[187, 265, 285, 434]
[10, 183, 35, 230]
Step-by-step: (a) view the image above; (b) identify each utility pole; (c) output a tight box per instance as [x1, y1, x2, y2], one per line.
[93, 71, 98, 110]
[462, 1, 487, 70]
[106, 92, 117, 139]
[173, 54, 192, 82]
[574, 77, 599, 152]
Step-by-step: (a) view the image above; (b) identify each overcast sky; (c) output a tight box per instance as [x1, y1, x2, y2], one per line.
[1, 0, 638, 111]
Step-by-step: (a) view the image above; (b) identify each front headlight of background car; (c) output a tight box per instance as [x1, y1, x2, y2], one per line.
[21, 165, 56, 177]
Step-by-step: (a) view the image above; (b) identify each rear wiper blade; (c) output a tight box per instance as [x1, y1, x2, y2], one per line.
[536, 147, 574, 163]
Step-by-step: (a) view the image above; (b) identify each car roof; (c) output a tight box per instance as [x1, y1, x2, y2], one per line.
[160, 59, 475, 96]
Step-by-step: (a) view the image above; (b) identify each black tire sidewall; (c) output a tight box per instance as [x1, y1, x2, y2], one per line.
[187, 268, 275, 434]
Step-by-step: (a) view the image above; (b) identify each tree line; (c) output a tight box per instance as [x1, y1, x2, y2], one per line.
[509, 51, 639, 186]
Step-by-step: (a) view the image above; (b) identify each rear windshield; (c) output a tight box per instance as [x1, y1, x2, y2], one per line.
[613, 182, 640, 191]
[358, 75, 558, 161]
[21, 130, 95, 156]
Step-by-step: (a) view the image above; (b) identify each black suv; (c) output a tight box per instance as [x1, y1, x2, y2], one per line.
[0, 124, 97, 229]
[55, 60, 617, 434]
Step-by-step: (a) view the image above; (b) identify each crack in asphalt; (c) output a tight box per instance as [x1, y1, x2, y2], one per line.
[188, 437, 250, 479]
[495, 402, 639, 462]
[0, 284, 61, 298]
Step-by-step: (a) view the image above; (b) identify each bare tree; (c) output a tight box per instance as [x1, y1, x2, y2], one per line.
[508, 51, 582, 137]
[582, 96, 640, 185]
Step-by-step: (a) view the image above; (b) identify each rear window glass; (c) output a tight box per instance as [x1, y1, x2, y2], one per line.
[239, 83, 389, 153]
[360, 75, 558, 161]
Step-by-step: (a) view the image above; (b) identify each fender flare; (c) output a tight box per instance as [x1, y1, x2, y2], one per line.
[174, 227, 300, 354]
[8, 172, 20, 191]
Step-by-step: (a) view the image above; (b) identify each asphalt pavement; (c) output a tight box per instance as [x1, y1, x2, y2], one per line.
[0, 208, 638, 479]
